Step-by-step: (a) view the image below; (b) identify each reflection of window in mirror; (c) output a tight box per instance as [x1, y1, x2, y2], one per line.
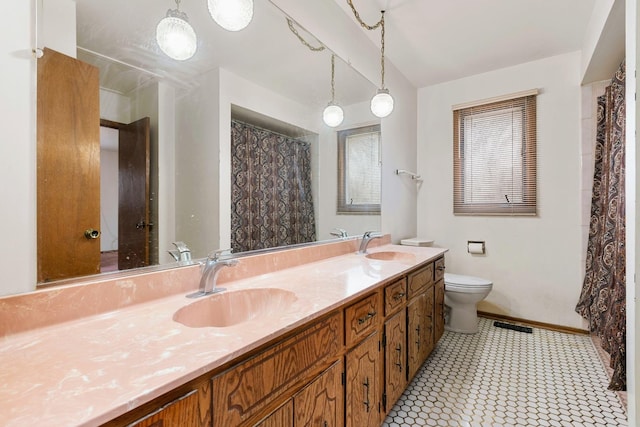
[337, 125, 381, 214]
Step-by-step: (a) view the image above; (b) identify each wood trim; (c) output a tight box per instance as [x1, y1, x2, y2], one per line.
[478, 311, 589, 335]
[452, 88, 539, 111]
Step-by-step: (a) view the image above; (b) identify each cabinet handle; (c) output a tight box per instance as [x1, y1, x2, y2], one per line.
[357, 311, 377, 325]
[392, 292, 405, 301]
[437, 265, 445, 271]
[324, 422, 328, 427]
[395, 344, 402, 371]
[363, 377, 370, 413]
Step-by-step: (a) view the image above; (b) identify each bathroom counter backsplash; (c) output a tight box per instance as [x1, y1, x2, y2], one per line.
[0, 238, 447, 427]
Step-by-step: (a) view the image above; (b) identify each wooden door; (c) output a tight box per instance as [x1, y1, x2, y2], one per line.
[118, 117, 151, 270]
[384, 310, 407, 412]
[37, 48, 100, 283]
[345, 332, 380, 427]
[294, 360, 344, 427]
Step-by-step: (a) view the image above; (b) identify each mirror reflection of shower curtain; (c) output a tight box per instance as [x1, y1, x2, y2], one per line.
[575, 59, 626, 391]
[230, 120, 316, 252]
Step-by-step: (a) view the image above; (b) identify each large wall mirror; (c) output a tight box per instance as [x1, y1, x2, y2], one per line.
[36, 0, 381, 284]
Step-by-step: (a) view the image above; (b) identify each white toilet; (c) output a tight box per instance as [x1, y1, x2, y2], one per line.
[444, 273, 493, 334]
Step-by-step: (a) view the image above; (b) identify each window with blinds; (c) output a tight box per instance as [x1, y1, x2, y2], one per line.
[453, 92, 537, 215]
[337, 124, 381, 214]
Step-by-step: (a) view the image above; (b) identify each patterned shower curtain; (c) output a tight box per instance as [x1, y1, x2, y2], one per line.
[575, 60, 626, 391]
[230, 120, 316, 253]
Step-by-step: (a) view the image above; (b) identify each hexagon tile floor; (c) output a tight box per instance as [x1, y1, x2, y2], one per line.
[383, 317, 627, 427]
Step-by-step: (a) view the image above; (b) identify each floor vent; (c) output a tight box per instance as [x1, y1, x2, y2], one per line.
[493, 321, 533, 334]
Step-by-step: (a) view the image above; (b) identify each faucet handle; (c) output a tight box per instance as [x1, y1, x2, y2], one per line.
[173, 241, 190, 253]
[331, 228, 348, 238]
[209, 248, 233, 261]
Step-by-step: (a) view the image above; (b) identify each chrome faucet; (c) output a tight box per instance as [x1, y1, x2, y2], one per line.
[330, 228, 349, 238]
[187, 249, 238, 298]
[358, 231, 382, 254]
[168, 241, 192, 264]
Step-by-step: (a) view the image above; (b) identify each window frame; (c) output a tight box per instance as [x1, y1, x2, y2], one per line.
[453, 93, 537, 216]
[337, 124, 381, 215]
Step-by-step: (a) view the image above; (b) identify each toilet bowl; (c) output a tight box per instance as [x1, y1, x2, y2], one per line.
[444, 273, 493, 334]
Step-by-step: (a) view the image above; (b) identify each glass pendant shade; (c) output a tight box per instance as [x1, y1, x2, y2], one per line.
[208, 0, 254, 31]
[323, 103, 344, 127]
[371, 88, 394, 118]
[156, 10, 197, 61]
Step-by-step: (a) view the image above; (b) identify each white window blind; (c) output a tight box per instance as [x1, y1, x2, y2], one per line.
[453, 93, 537, 215]
[337, 125, 381, 214]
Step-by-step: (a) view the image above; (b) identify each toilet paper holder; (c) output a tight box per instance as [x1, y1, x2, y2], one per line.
[467, 240, 486, 255]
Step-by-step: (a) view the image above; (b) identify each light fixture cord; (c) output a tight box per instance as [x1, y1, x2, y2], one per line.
[346, 1, 386, 89]
[347, 0, 383, 30]
[175, 0, 181, 9]
[330, 54, 336, 102]
[287, 18, 326, 52]
[380, 11, 385, 89]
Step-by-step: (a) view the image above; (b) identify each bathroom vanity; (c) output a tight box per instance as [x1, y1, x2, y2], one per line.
[0, 237, 446, 426]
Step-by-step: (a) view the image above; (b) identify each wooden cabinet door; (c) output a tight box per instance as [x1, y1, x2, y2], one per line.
[423, 287, 435, 360]
[434, 278, 445, 342]
[294, 360, 344, 427]
[407, 295, 423, 380]
[384, 310, 407, 412]
[345, 332, 380, 427]
[255, 400, 294, 427]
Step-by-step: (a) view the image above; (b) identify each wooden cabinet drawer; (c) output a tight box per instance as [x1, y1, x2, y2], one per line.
[345, 292, 380, 347]
[128, 389, 204, 427]
[434, 257, 445, 282]
[384, 278, 406, 315]
[212, 312, 343, 426]
[407, 264, 433, 298]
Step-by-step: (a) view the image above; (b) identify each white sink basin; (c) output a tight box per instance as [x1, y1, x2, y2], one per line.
[173, 288, 297, 328]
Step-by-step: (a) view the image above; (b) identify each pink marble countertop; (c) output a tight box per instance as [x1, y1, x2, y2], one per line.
[0, 242, 446, 426]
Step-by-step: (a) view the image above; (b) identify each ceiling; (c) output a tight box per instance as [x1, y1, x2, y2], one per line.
[74, 0, 375, 107]
[73, 0, 613, 108]
[333, 0, 600, 88]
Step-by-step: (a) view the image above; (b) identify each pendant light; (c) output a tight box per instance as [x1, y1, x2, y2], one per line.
[370, 11, 393, 117]
[208, 0, 254, 32]
[156, 0, 197, 61]
[323, 55, 344, 127]
[347, 2, 394, 118]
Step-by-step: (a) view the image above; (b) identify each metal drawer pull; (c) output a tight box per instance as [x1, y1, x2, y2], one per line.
[437, 265, 446, 271]
[363, 377, 370, 412]
[392, 292, 405, 301]
[357, 311, 377, 325]
[395, 344, 403, 371]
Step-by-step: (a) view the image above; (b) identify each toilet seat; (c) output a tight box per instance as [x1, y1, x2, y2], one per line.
[444, 273, 492, 293]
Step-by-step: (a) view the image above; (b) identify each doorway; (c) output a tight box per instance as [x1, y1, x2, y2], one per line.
[100, 118, 151, 272]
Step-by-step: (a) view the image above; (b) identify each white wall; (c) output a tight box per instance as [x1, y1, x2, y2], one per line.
[157, 83, 177, 265]
[418, 52, 585, 329]
[100, 130, 119, 252]
[0, 0, 36, 296]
